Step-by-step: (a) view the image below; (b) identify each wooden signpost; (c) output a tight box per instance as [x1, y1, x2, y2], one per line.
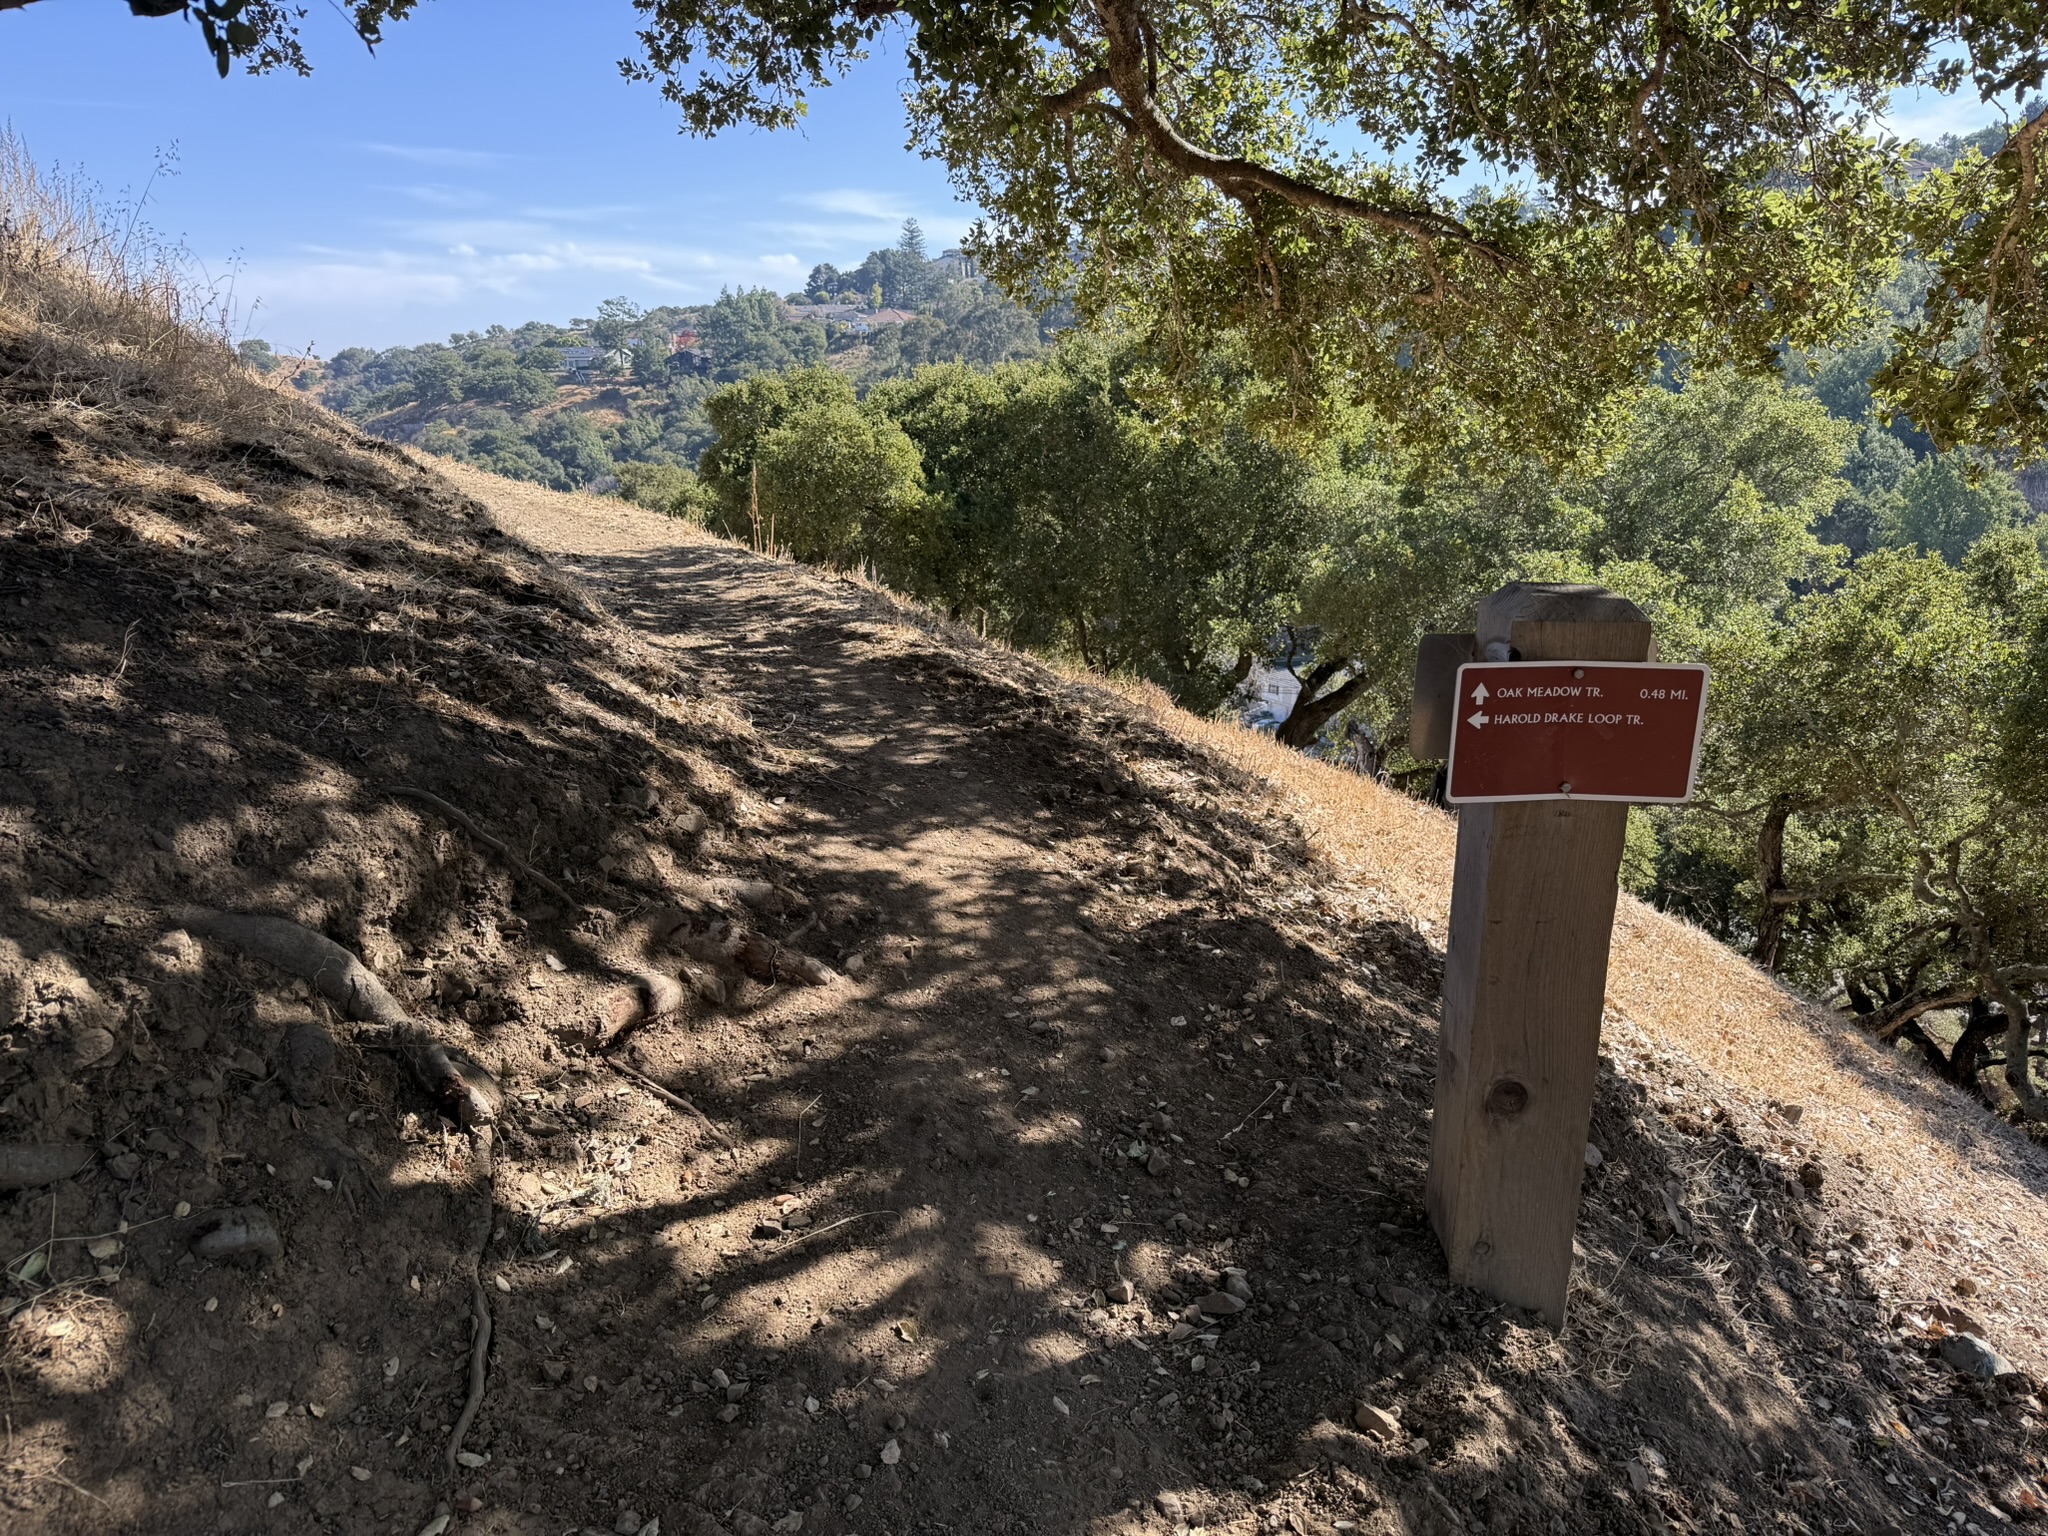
[1412, 583, 1709, 1325]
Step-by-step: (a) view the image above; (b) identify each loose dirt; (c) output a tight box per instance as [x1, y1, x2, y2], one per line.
[3, 321, 2046, 1536]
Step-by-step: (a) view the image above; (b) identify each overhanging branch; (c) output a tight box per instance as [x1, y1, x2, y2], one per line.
[1091, 0, 1510, 266]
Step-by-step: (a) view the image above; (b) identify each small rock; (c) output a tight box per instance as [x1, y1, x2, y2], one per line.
[637, 1521, 661, 1536]
[68, 1025, 117, 1071]
[1223, 1271, 1253, 1302]
[1769, 1100, 1806, 1126]
[843, 952, 867, 977]
[887, 1413, 906, 1432]
[1940, 1332, 2017, 1380]
[614, 1511, 644, 1536]
[1797, 1162, 1825, 1193]
[1583, 1143, 1604, 1169]
[753, 1220, 784, 1241]
[106, 1152, 142, 1180]
[717, 1403, 741, 1423]
[189, 1206, 282, 1264]
[1146, 1149, 1172, 1176]
[772, 1515, 802, 1534]
[710, 1369, 731, 1389]
[1107, 1279, 1136, 1304]
[1354, 1402, 1401, 1440]
[417, 1518, 451, 1536]
[1376, 1280, 1427, 1313]
[584, 1375, 599, 1393]
[265, 1400, 290, 1418]
[86, 1236, 120, 1261]
[280, 1020, 337, 1108]
[1169, 1322, 1197, 1342]
[1953, 1275, 1980, 1298]
[1194, 1292, 1245, 1317]
[1156, 1490, 1187, 1522]
[541, 1360, 568, 1382]
[880, 1438, 902, 1466]
[349, 1466, 371, 1481]
[455, 1450, 487, 1468]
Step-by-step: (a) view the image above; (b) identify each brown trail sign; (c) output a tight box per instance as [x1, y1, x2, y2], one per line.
[1445, 660, 1709, 804]
[1411, 583, 1708, 1325]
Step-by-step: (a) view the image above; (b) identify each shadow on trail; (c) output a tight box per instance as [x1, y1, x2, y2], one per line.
[0, 385, 1985, 1536]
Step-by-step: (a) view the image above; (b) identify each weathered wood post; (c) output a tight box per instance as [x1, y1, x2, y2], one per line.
[1423, 582, 1654, 1326]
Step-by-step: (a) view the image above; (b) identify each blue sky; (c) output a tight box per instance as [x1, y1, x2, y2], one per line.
[0, 0, 971, 351]
[0, 1, 2025, 354]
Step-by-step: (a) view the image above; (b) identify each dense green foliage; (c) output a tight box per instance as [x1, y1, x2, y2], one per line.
[629, 2, 2048, 462]
[671, 293, 2047, 1100]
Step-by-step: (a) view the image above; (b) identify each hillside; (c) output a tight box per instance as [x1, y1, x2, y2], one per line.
[4, 249, 2048, 1536]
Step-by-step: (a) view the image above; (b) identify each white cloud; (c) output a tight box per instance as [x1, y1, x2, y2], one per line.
[787, 188, 912, 222]
[360, 141, 511, 169]
[386, 183, 492, 210]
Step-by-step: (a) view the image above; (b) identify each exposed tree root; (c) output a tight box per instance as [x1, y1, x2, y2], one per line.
[382, 783, 582, 913]
[0, 1144, 92, 1190]
[447, 1123, 495, 1486]
[447, 1279, 492, 1483]
[176, 910, 502, 1126]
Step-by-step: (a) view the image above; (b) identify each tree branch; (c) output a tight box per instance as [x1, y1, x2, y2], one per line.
[1090, 0, 1509, 265]
[1041, 67, 1113, 118]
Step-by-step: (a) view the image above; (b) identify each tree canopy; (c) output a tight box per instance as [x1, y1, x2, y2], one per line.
[36, 2, 2047, 455]
[619, 1, 2048, 460]
[0, 0, 417, 76]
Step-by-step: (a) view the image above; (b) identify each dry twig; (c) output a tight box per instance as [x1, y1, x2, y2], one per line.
[381, 783, 581, 912]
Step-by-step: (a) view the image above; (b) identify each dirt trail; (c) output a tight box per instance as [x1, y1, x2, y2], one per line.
[437, 462, 2048, 1536]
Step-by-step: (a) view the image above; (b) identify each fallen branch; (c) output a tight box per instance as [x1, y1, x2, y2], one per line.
[177, 910, 501, 1126]
[603, 1059, 734, 1149]
[1221, 1082, 1285, 1143]
[381, 783, 581, 912]
[771, 1209, 899, 1254]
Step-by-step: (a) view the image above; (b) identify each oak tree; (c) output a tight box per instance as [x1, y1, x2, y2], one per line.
[625, 1, 2048, 458]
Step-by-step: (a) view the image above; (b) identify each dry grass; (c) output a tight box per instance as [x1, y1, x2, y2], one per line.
[0, 130, 268, 431]
[1093, 682, 2048, 1350]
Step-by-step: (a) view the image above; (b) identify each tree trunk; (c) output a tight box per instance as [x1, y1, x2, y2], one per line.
[1988, 971, 2046, 1119]
[1752, 798, 1794, 973]
[1895, 997, 2003, 1089]
[1274, 666, 1374, 750]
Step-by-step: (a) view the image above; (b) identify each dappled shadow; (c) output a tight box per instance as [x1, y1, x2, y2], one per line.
[0, 357, 2017, 1536]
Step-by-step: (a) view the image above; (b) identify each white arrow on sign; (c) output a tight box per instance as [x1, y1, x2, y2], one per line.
[1467, 711, 1490, 729]
[1470, 681, 1490, 706]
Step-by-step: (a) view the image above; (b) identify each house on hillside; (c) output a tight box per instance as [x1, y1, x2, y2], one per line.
[1240, 663, 1302, 735]
[868, 308, 917, 328]
[666, 348, 710, 379]
[932, 247, 977, 280]
[559, 345, 630, 384]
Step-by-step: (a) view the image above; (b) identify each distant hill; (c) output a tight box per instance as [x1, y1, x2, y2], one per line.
[276, 224, 1065, 500]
